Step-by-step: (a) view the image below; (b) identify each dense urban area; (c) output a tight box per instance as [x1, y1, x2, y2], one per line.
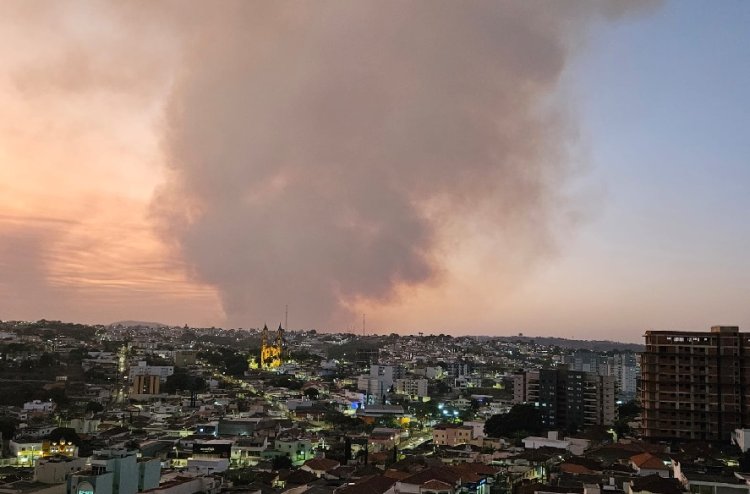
[0, 320, 748, 494]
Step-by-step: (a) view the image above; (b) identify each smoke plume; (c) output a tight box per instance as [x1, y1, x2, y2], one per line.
[0, 1, 660, 329]
[151, 1, 659, 329]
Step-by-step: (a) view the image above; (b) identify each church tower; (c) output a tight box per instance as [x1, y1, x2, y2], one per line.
[260, 323, 283, 369]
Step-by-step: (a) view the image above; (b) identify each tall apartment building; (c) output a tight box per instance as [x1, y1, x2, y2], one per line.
[513, 370, 538, 405]
[129, 361, 174, 380]
[394, 378, 429, 399]
[612, 352, 639, 401]
[129, 361, 174, 397]
[513, 369, 616, 430]
[641, 326, 750, 442]
[357, 365, 405, 404]
[568, 350, 640, 401]
[355, 348, 380, 370]
[131, 374, 161, 395]
[445, 361, 474, 379]
[568, 351, 609, 375]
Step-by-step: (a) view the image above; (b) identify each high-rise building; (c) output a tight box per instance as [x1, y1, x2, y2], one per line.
[130, 374, 160, 395]
[128, 361, 173, 397]
[568, 351, 609, 375]
[357, 364, 404, 404]
[129, 361, 174, 380]
[568, 350, 640, 401]
[445, 361, 473, 379]
[355, 348, 380, 370]
[612, 352, 639, 401]
[394, 378, 429, 399]
[641, 326, 750, 442]
[512, 369, 538, 405]
[513, 369, 616, 430]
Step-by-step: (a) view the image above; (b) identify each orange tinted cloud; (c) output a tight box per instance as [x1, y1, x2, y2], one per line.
[0, 1, 661, 335]
[0, 1, 221, 325]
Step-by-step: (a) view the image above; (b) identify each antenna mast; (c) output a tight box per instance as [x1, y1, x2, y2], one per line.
[285, 304, 288, 330]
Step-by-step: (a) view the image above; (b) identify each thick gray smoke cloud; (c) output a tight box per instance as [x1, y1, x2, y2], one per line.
[150, 1, 659, 329]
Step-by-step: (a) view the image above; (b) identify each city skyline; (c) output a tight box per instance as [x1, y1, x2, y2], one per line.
[1, 1, 749, 343]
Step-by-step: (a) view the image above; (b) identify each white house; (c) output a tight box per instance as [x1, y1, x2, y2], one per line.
[522, 431, 570, 451]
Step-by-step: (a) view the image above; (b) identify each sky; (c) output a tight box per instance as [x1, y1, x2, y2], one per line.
[0, 1, 748, 343]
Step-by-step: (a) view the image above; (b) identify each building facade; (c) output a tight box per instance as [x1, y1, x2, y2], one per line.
[129, 362, 174, 380]
[131, 374, 161, 395]
[432, 424, 474, 446]
[357, 365, 405, 404]
[641, 326, 750, 441]
[394, 378, 429, 399]
[513, 369, 616, 430]
[567, 350, 640, 401]
[259, 324, 284, 370]
[568, 351, 609, 375]
[611, 352, 639, 401]
[354, 348, 380, 370]
[174, 350, 198, 367]
[68, 449, 159, 494]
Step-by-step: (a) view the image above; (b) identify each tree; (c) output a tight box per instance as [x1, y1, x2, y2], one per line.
[411, 400, 439, 426]
[49, 427, 82, 447]
[484, 404, 544, 438]
[460, 399, 481, 422]
[226, 468, 257, 485]
[163, 369, 207, 394]
[618, 400, 640, 421]
[613, 400, 641, 438]
[0, 416, 18, 440]
[198, 348, 248, 376]
[39, 353, 57, 368]
[323, 410, 365, 433]
[272, 454, 293, 470]
[47, 388, 69, 408]
[740, 451, 750, 473]
[225, 353, 249, 377]
[304, 388, 319, 400]
[290, 350, 322, 365]
[67, 347, 89, 362]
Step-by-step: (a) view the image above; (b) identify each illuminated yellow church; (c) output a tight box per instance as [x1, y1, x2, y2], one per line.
[258, 324, 284, 370]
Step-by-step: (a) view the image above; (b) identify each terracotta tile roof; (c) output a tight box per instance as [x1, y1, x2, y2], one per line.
[353, 465, 384, 478]
[630, 452, 669, 471]
[399, 467, 461, 486]
[304, 458, 341, 472]
[631, 474, 684, 494]
[336, 475, 399, 494]
[369, 451, 391, 464]
[563, 457, 603, 472]
[560, 463, 596, 475]
[450, 462, 500, 476]
[328, 466, 356, 480]
[397, 463, 496, 486]
[279, 469, 318, 484]
[384, 470, 412, 480]
[517, 482, 583, 494]
[422, 480, 454, 491]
